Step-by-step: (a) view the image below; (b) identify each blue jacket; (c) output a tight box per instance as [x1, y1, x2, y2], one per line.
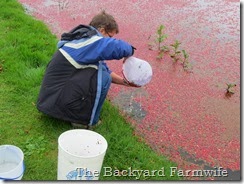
[57, 26, 133, 73]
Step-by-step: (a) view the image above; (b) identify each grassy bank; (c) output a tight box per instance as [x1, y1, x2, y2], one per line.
[0, 0, 180, 181]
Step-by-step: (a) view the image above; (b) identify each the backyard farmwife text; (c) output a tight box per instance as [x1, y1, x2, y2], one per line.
[101, 166, 228, 179]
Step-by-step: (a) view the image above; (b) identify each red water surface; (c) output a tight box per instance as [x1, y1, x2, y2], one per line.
[18, 0, 240, 180]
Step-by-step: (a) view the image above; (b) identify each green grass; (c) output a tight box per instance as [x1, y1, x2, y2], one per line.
[0, 0, 180, 181]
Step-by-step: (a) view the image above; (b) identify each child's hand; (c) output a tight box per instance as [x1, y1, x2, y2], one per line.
[123, 78, 140, 87]
[128, 81, 141, 88]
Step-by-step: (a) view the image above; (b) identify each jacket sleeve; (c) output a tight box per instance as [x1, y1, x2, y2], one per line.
[76, 37, 133, 63]
[97, 37, 133, 60]
[60, 36, 134, 65]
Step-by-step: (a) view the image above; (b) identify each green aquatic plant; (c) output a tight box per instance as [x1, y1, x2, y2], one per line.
[157, 25, 168, 50]
[156, 25, 170, 59]
[170, 40, 181, 62]
[181, 49, 192, 71]
[226, 83, 236, 94]
[149, 25, 193, 71]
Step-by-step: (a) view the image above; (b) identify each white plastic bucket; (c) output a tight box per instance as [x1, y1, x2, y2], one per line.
[123, 56, 153, 86]
[0, 145, 25, 180]
[57, 129, 108, 180]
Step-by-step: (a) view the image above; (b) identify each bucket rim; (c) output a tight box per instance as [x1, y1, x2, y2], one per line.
[58, 129, 108, 158]
[0, 145, 24, 176]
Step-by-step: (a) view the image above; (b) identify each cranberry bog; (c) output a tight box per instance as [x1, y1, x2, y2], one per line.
[19, 0, 240, 180]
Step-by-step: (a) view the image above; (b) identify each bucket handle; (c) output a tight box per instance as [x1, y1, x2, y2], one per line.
[0, 162, 25, 180]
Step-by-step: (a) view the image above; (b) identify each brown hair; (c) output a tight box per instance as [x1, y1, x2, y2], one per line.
[89, 10, 119, 33]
